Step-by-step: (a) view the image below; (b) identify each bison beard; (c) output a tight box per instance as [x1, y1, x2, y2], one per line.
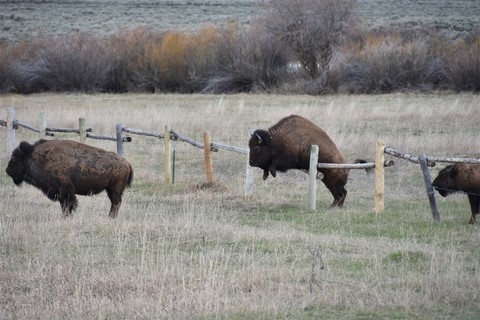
[6, 139, 133, 218]
[249, 114, 369, 208]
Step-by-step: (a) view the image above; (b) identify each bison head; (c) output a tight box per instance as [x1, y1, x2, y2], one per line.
[432, 165, 458, 197]
[248, 130, 275, 180]
[6, 141, 35, 186]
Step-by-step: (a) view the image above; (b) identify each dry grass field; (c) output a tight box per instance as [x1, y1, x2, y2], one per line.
[1, 93, 480, 319]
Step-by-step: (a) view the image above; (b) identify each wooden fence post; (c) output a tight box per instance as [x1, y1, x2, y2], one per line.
[375, 140, 385, 214]
[39, 112, 46, 139]
[419, 154, 441, 223]
[6, 107, 16, 157]
[203, 132, 214, 184]
[79, 118, 87, 143]
[116, 124, 124, 156]
[164, 125, 172, 184]
[245, 149, 253, 196]
[309, 145, 319, 210]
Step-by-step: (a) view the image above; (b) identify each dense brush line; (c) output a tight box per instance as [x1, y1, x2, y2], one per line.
[0, 26, 479, 94]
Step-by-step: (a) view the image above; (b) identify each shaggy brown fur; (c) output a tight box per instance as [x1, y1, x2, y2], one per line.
[6, 139, 133, 218]
[433, 163, 480, 224]
[249, 114, 367, 207]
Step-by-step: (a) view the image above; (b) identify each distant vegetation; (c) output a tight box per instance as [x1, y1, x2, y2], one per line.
[0, 0, 479, 94]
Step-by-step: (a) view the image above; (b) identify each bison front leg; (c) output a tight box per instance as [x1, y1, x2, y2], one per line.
[59, 192, 78, 218]
[467, 194, 479, 224]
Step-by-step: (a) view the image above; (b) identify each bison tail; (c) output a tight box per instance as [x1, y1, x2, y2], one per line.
[127, 164, 134, 187]
[354, 159, 374, 175]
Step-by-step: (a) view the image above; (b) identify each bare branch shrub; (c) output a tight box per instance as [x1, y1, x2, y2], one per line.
[184, 24, 222, 92]
[263, 0, 357, 89]
[335, 34, 443, 93]
[202, 22, 289, 93]
[110, 28, 192, 92]
[442, 34, 480, 92]
[158, 31, 190, 92]
[14, 33, 114, 93]
[109, 28, 165, 93]
[0, 43, 18, 93]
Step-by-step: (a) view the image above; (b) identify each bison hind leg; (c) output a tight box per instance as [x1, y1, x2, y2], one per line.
[467, 194, 479, 224]
[106, 188, 123, 218]
[337, 187, 348, 207]
[59, 193, 78, 218]
[327, 186, 347, 208]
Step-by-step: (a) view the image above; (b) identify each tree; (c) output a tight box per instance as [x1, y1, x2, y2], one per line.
[264, 0, 357, 87]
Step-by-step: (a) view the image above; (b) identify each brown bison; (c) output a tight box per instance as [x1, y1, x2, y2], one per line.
[432, 163, 480, 224]
[249, 114, 369, 207]
[6, 139, 133, 218]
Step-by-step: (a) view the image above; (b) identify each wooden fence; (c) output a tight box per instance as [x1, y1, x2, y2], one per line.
[3, 106, 480, 222]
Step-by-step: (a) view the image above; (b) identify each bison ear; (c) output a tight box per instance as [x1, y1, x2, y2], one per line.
[253, 130, 271, 146]
[446, 165, 458, 178]
[18, 141, 35, 157]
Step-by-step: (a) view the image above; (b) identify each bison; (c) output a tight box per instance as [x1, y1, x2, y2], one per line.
[432, 163, 480, 224]
[249, 114, 369, 207]
[6, 139, 133, 218]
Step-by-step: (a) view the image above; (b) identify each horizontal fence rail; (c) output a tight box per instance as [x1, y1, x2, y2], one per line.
[3, 107, 480, 223]
[317, 160, 394, 170]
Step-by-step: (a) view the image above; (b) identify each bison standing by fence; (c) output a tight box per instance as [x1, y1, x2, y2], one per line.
[432, 163, 480, 224]
[6, 139, 133, 218]
[249, 114, 369, 207]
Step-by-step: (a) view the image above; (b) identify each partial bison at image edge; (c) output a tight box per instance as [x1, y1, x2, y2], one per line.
[249, 114, 370, 208]
[432, 163, 480, 225]
[6, 139, 133, 218]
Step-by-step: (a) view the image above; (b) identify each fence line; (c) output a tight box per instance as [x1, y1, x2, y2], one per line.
[2, 108, 249, 190]
[3, 107, 480, 222]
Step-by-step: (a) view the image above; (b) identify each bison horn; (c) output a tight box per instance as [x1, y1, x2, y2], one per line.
[255, 133, 263, 144]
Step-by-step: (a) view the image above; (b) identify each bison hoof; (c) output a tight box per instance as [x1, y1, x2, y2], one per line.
[263, 170, 269, 180]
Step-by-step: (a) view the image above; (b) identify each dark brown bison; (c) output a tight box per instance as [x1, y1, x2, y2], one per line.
[6, 139, 133, 218]
[249, 114, 369, 207]
[432, 163, 480, 224]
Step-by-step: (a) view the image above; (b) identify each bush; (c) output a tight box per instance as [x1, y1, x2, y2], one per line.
[108, 28, 165, 93]
[14, 34, 114, 93]
[263, 0, 357, 89]
[3, 21, 480, 94]
[0, 44, 17, 93]
[158, 31, 190, 92]
[335, 34, 443, 93]
[442, 34, 480, 92]
[201, 23, 289, 93]
[110, 28, 192, 93]
[184, 24, 222, 92]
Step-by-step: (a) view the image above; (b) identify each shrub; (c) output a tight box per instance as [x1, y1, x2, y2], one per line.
[0, 44, 17, 93]
[159, 31, 189, 92]
[14, 33, 114, 93]
[184, 24, 222, 92]
[442, 34, 480, 92]
[110, 28, 193, 93]
[335, 34, 443, 93]
[263, 0, 357, 90]
[201, 23, 289, 93]
[108, 28, 165, 92]
[0, 40, 39, 93]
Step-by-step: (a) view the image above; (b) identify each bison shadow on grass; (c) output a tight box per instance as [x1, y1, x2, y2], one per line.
[6, 139, 133, 218]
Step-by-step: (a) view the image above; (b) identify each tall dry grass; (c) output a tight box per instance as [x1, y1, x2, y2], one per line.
[1, 93, 479, 319]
